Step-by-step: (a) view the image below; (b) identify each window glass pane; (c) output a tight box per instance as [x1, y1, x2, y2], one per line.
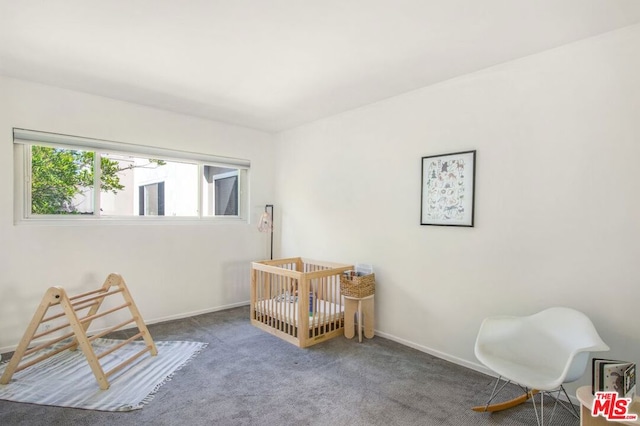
[101, 154, 198, 217]
[203, 166, 239, 216]
[30, 145, 94, 215]
[98, 153, 134, 216]
[143, 183, 160, 215]
[215, 176, 238, 215]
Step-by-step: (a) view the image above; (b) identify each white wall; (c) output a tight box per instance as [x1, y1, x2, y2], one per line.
[275, 24, 640, 395]
[0, 76, 275, 352]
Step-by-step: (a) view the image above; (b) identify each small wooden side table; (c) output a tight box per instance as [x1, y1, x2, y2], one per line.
[576, 385, 640, 426]
[344, 294, 374, 343]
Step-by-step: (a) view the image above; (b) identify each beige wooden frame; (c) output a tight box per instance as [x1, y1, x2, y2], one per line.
[251, 257, 352, 348]
[0, 273, 157, 390]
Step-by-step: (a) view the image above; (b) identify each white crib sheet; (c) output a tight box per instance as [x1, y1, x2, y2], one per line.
[254, 296, 343, 328]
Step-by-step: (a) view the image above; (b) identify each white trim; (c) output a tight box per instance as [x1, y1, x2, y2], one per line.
[13, 215, 248, 226]
[93, 152, 101, 215]
[13, 128, 250, 168]
[375, 330, 493, 375]
[375, 330, 578, 406]
[0, 301, 250, 355]
[143, 300, 250, 327]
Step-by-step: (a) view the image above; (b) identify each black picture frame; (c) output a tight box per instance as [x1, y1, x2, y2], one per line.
[420, 150, 476, 227]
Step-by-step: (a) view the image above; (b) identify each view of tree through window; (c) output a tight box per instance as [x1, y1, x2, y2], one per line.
[30, 146, 167, 215]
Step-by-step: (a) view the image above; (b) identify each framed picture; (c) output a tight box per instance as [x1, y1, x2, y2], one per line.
[421, 150, 476, 227]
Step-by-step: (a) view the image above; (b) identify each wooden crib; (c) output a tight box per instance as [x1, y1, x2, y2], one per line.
[251, 257, 353, 348]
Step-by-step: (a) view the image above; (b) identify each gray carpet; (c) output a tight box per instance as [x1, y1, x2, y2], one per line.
[0, 306, 579, 425]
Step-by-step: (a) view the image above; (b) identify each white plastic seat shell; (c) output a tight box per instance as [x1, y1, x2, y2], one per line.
[474, 307, 609, 391]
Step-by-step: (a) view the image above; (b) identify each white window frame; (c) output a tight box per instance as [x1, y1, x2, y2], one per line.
[13, 128, 250, 224]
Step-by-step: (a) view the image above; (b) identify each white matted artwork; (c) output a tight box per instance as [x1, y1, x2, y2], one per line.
[421, 150, 476, 227]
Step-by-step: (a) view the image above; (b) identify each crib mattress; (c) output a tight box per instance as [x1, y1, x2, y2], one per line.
[254, 296, 343, 328]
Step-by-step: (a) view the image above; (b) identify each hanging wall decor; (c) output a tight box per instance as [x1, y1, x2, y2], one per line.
[420, 150, 476, 227]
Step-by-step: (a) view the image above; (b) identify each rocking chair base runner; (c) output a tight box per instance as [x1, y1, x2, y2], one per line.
[475, 376, 581, 426]
[472, 389, 539, 412]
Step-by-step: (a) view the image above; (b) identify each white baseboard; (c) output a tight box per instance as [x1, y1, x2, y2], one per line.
[0, 301, 251, 355]
[144, 300, 250, 326]
[374, 330, 494, 376]
[374, 330, 580, 406]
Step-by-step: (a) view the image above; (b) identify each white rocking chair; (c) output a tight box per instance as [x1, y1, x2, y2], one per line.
[473, 307, 609, 425]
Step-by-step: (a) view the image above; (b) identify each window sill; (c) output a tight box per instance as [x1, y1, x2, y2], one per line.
[14, 216, 249, 226]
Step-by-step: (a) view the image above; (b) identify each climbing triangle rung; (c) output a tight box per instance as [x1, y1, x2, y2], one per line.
[24, 331, 76, 356]
[96, 332, 143, 360]
[77, 302, 131, 325]
[105, 346, 152, 379]
[70, 288, 124, 306]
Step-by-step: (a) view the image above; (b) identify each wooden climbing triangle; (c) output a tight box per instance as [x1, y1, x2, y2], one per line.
[0, 273, 157, 390]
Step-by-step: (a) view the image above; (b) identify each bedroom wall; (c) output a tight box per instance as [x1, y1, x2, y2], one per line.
[0, 76, 275, 352]
[274, 23, 640, 395]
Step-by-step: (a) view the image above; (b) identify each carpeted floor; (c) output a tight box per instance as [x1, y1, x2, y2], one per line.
[0, 305, 580, 425]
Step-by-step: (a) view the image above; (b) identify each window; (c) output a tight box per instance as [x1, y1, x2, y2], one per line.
[139, 182, 165, 216]
[203, 166, 239, 216]
[14, 129, 250, 222]
[215, 175, 238, 215]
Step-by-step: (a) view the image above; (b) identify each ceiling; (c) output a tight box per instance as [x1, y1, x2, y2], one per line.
[2, 1, 640, 133]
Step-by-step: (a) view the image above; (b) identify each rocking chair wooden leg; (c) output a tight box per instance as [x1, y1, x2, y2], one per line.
[472, 376, 539, 413]
[472, 390, 539, 412]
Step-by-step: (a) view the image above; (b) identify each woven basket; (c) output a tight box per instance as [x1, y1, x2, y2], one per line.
[340, 273, 375, 298]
